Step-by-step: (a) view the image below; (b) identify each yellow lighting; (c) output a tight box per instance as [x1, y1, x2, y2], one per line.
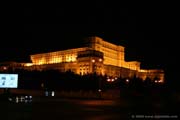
[92, 59, 95, 63]
[28, 36, 164, 82]
[49, 56, 62, 63]
[25, 63, 33, 66]
[139, 69, 148, 72]
[38, 61, 44, 65]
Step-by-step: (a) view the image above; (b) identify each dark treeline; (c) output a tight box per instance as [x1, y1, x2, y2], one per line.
[1, 69, 179, 104]
[2, 69, 169, 93]
[5, 69, 104, 91]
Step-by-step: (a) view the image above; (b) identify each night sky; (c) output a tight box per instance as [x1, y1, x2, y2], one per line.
[1, 2, 179, 80]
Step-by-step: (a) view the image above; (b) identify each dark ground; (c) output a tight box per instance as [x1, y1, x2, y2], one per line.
[0, 94, 179, 120]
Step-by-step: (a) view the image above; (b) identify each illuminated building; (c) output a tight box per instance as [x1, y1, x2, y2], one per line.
[0, 36, 164, 82]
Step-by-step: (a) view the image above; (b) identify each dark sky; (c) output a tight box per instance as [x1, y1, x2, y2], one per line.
[1, 1, 179, 79]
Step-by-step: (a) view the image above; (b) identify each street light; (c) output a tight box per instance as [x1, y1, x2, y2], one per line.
[126, 79, 129, 83]
[106, 77, 116, 82]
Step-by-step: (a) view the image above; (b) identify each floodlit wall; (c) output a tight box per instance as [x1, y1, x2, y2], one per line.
[30, 47, 88, 65]
[138, 69, 164, 82]
[0, 36, 164, 82]
[86, 36, 125, 67]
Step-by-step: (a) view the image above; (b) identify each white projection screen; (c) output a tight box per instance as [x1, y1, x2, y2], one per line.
[0, 74, 18, 88]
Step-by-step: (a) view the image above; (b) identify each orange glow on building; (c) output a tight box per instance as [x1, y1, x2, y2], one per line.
[31, 48, 86, 65]
[0, 36, 164, 82]
[24, 63, 33, 66]
[28, 36, 164, 81]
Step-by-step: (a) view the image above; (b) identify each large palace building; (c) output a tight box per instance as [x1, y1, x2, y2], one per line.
[0, 36, 164, 82]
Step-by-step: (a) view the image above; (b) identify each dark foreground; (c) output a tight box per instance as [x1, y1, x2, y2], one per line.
[0, 95, 179, 120]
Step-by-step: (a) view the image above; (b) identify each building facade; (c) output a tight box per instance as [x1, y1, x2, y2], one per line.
[0, 36, 164, 82]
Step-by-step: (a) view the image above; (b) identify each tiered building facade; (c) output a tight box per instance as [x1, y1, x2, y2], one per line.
[0, 36, 164, 82]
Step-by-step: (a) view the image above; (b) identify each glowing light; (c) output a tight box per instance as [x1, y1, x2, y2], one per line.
[126, 79, 129, 83]
[92, 59, 95, 63]
[3, 67, 7, 70]
[25, 63, 33, 66]
[107, 78, 115, 82]
[99, 58, 102, 62]
[51, 91, 55, 96]
[139, 69, 148, 72]
[159, 80, 163, 83]
[155, 80, 163, 83]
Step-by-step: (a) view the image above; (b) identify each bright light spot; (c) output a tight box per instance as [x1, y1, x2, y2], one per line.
[3, 67, 7, 70]
[126, 79, 129, 83]
[107, 79, 111, 82]
[99, 58, 102, 62]
[51, 91, 55, 96]
[98, 89, 102, 92]
[111, 79, 114, 82]
[25, 63, 33, 66]
[92, 59, 95, 63]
